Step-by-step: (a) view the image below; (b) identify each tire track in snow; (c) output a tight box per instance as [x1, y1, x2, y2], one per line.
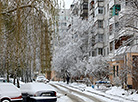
[50, 84, 84, 102]
[58, 83, 137, 102]
[50, 83, 103, 102]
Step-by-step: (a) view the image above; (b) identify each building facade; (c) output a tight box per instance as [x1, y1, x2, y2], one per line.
[88, 0, 138, 89]
[71, 0, 88, 19]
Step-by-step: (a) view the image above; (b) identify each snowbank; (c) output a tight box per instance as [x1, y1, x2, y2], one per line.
[106, 86, 126, 96]
[50, 81, 138, 102]
[106, 86, 138, 101]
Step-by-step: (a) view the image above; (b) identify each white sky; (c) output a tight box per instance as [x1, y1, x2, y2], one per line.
[58, 0, 73, 9]
[65, 0, 73, 9]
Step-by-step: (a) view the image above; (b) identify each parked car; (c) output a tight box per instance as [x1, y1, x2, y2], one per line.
[95, 80, 111, 88]
[0, 78, 12, 83]
[0, 83, 22, 102]
[36, 76, 49, 83]
[0, 77, 25, 87]
[20, 83, 57, 102]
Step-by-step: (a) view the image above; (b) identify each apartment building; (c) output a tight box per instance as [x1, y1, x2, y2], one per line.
[80, 0, 88, 19]
[71, 0, 88, 19]
[88, 0, 138, 89]
[58, 9, 70, 35]
[88, 0, 107, 56]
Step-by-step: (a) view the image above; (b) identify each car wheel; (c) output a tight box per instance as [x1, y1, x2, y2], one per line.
[1, 99, 10, 102]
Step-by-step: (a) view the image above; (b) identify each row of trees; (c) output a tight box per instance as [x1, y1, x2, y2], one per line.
[0, 0, 59, 82]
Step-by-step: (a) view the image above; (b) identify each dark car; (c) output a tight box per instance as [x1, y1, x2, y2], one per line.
[20, 83, 57, 102]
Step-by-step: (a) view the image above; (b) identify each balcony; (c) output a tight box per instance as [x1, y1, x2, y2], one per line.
[94, 15, 104, 23]
[94, 42, 104, 49]
[109, 0, 115, 9]
[80, 0, 88, 4]
[109, 15, 119, 25]
[95, 2, 104, 8]
[89, 9, 94, 16]
[109, 34, 115, 42]
[93, 28, 104, 36]
[83, 5, 88, 10]
[80, 9, 88, 14]
[95, 0, 104, 3]
[109, 0, 120, 9]
[117, 27, 134, 39]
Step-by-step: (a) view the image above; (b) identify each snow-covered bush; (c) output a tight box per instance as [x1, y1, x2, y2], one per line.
[113, 77, 122, 87]
[86, 55, 109, 80]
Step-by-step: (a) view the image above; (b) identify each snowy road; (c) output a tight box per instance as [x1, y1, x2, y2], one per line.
[50, 83, 104, 102]
[49, 82, 138, 102]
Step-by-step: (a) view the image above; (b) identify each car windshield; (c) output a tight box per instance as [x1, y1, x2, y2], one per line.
[38, 77, 44, 79]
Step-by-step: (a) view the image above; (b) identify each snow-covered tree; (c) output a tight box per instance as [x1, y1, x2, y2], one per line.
[86, 55, 109, 81]
[52, 16, 90, 79]
[119, 0, 138, 32]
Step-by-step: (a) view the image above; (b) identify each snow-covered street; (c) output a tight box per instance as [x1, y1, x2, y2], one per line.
[0, 0, 138, 102]
[49, 81, 138, 102]
[50, 83, 101, 102]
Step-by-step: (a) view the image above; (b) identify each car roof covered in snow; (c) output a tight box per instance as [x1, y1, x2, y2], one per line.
[0, 83, 21, 97]
[20, 82, 55, 94]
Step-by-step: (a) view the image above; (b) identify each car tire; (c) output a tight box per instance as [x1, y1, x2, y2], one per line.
[1, 99, 10, 102]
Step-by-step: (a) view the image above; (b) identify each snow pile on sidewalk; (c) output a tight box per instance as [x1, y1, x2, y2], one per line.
[106, 86, 126, 95]
[106, 86, 138, 101]
[70, 82, 138, 101]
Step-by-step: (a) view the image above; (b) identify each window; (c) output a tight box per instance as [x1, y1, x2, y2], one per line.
[98, 48, 103, 55]
[125, 0, 128, 6]
[98, 7, 104, 14]
[97, 0, 104, 2]
[95, 7, 104, 15]
[107, 4, 109, 11]
[115, 22, 119, 32]
[104, 49, 106, 56]
[117, 65, 119, 76]
[113, 66, 115, 77]
[92, 51, 95, 57]
[109, 24, 113, 35]
[83, 4, 88, 9]
[61, 23, 66, 26]
[98, 34, 103, 42]
[115, 22, 119, 28]
[96, 34, 103, 42]
[107, 48, 109, 55]
[110, 41, 113, 52]
[98, 20, 103, 28]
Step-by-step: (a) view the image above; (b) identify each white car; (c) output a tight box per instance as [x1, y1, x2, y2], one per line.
[36, 76, 49, 83]
[20, 83, 57, 102]
[0, 83, 22, 102]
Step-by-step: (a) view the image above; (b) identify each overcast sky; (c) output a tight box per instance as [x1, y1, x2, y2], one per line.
[65, 0, 73, 9]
